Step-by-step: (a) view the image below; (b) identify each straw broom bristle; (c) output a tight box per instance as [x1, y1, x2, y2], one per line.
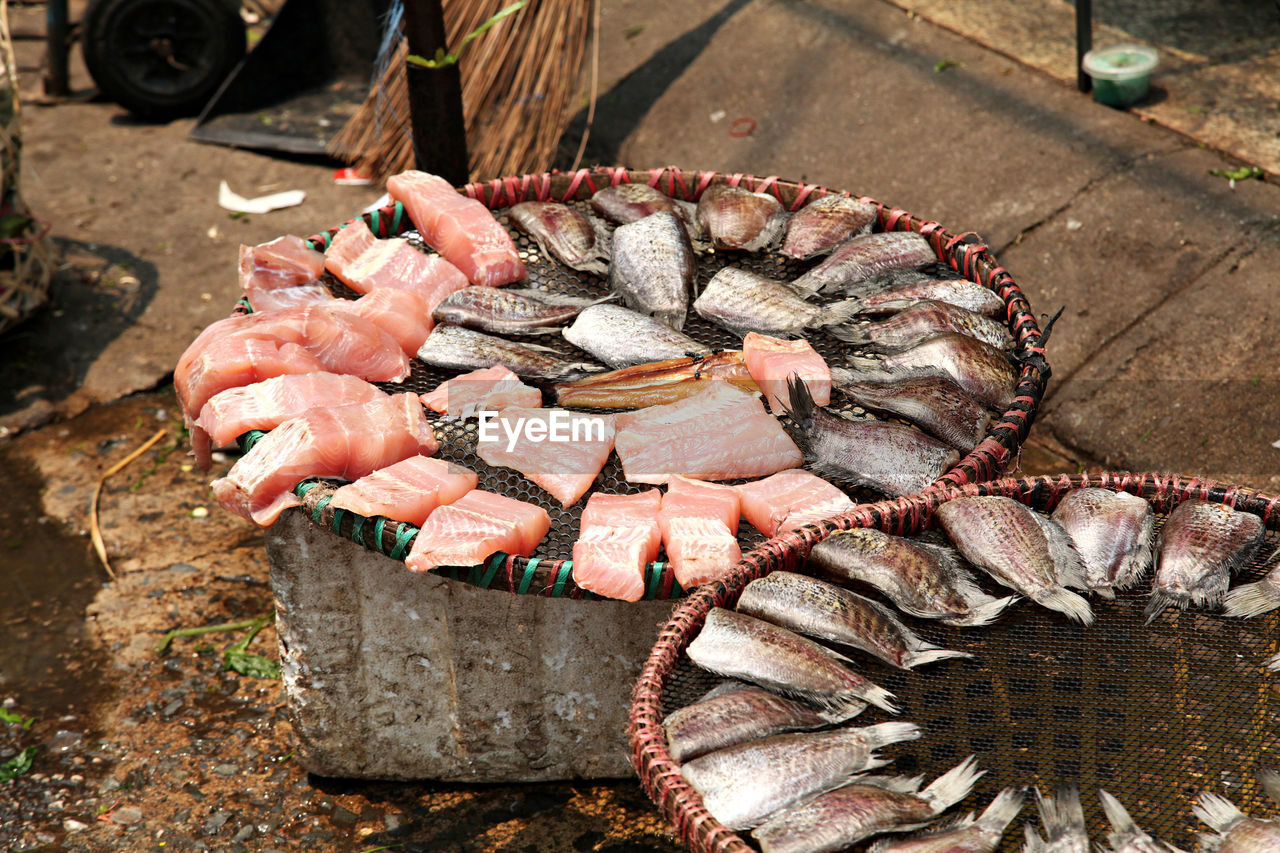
[330, 0, 593, 183]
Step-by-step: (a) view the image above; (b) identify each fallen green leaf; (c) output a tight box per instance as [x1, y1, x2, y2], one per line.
[624, 25, 644, 39]
[934, 60, 961, 73]
[1208, 165, 1264, 182]
[155, 616, 266, 654]
[0, 747, 37, 782]
[0, 708, 33, 729]
[223, 614, 281, 679]
[408, 1, 525, 69]
[227, 211, 249, 221]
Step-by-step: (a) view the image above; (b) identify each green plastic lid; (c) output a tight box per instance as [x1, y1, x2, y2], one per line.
[1082, 44, 1158, 81]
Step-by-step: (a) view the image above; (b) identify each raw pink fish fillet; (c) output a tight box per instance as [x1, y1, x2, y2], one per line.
[337, 288, 434, 356]
[211, 393, 438, 527]
[194, 372, 388, 470]
[475, 407, 615, 507]
[734, 468, 855, 537]
[324, 219, 469, 307]
[405, 489, 551, 571]
[613, 383, 804, 484]
[245, 283, 337, 313]
[572, 490, 663, 601]
[664, 516, 742, 588]
[175, 306, 409, 422]
[742, 332, 832, 414]
[661, 476, 742, 536]
[420, 365, 542, 417]
[329, 456, 478, 526]
[178, 337, 328, 439]
[238, 235, 325, 293]
[387, 170, 526, 287]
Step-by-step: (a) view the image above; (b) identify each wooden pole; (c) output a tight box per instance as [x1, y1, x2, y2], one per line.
[401, 0, 469, 184]
[1076, 0, 1092, 93]
[43, 0, 69, 96]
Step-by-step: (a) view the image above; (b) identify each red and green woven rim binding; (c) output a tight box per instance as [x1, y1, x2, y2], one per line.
[255, 166, 1052, 599]
[626, 471, 1280, 853]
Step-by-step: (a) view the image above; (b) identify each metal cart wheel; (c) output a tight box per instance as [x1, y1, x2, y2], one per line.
[81, 0, 246, 120]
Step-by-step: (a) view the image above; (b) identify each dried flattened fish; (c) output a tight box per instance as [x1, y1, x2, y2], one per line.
[846, 332, 1020, 411]
[589, 183, 699, 234]
[416, 324, 602, 382]
[935, 496, 1093, 625]
[1146, 500, 1264, 622]
[609, 211, 696, 330]
[867, 787, 1026, 853]
[781, 195, 878, 260]
[736, 571, 971, 669]
[694, 267, 862, 340]
[841, 299, 1014, 351]
[808, 528, 1017, 627]
[793, 231, 938, 295]
[847, 277, 1006, 318]
[1193, 790, 1280, 853]
[697, 183, 788, 251]
[562, 303, 711, 368]
[508, 201, 610, 274]
[551, 350, 757, 409]
[830, 368, 993, 454]
[679, 721, 922, 830]
[1050, 488, 1155, 599]
[432, 286, 605, 336]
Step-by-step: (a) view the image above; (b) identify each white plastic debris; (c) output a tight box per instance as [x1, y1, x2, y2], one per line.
[218, 181, 306, 214]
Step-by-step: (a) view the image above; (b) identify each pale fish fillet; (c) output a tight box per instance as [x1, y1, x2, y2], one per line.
[572, 492, 664, 601]
[328, 287, 434, 356]
[177, 337, 327, 437]
[742, 332, 832, 415]
[245, 282, 337, 313]
[329, 455, 479, 526]
[211, 393, 438, 527]
[475, 407, 615, 507]
[238, 235, 324, 293]
[663, 516, 742, 588]
[323, 218, 469, 308]
[194, 371, 388, 470]
[405, 489, 551, 571]
[613, 383, 803, 484]
[735, 469, 856, 537]
[387, 170, 526, 287]
[419, 365, 542, 418]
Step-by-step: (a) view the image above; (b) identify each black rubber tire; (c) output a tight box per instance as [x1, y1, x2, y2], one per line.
[81, 0, 246, 120]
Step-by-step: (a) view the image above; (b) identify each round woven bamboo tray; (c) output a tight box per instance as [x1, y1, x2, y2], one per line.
[628, 472, 1280, 852]
[240, 166, 1054, 600]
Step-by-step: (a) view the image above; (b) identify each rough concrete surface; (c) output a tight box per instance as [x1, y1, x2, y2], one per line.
[2, 0, 1280, 849]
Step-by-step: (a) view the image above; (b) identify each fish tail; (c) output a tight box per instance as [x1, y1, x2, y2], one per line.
[950, 594, 1020, 627]
[1034, 587, 1094, 625]
[1090, 583, 1117, 600]
[1036, 784, 1085, 841]
[1192, 792, 1246, 834]
[1099, 789, 1137, 834]
[920, 755, 984, 813]
[1223, 572, 1280, 618]
[1267, 652, 1280, 672]
[1024, 823, 1046, 852]
[844, 353, 887, 375]
[816, 299, 872, 338]
[902, 645, 972, 668]
[977, 787, 1025, 831]
[1258, 767, 1280, 807]
[816, 696, 869, 724]
[1143, 588, 1185, 623]
[783, 373, 816, 423]
[859, 721, 922, 750]
[856, 683, 900, 715]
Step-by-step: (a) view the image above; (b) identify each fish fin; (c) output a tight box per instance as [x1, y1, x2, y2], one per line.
[1035, 784, 1085, 842]
[1192, 792, 1246, 834]
[902, 646, 973, 668]
[782, 373, 815, 423]
[1196, 833, 1225, 853]
[920, 755, 985, 813]
[858, 683, 899, 715]
[1143, 588, 1183, 623]
[865, 815, 978, 853]
[1111, 514, 1157, 591]
[978, 787, 1026, 831]
[944, 594, 1020, 628]
[1258, 767, 1280, 807]
[1267, 652, 1280, 672]
[1223, 571, 1280, 618]
[824, 323, 872, 345]
[1031, 512, 1089, 591]
[1098, 789, 1138, 835]
[1032, 587, 1094, 625]
[1024, 822, 1047, 853]
[816, 299, 873, 337]
[1090, 584, 1117, 600]
[815, 697, 868, 724]
[854, 773, 926, 794]
[859, 721, 921, 749]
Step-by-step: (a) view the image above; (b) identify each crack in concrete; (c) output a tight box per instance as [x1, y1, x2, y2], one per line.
[995, 142, 1191, 257]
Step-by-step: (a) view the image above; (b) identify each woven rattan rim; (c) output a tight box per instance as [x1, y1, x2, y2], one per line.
[252, 166, 1052, 599]
[626, 471, 1280, 853]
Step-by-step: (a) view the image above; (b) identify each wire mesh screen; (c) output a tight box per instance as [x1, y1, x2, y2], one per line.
[652, 500, 1280, 852]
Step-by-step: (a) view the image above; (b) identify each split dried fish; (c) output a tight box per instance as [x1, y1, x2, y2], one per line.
[793, 231, 938, 294]
[697, 184, 788, 251]
[738, 571, 970, 670]
[416, 325, 602, 382]
[846, 276, 1006, 318]
[679, 720, 922, 830]
[686, 607, 898, 715]
[1193, 789, 1280, 853]
[609, 211, 696, 330]
[1098, 790, 1182, 853]
[846, 332, 1020, 411]
[752, 756, 984, 853]
[589, 183, 699, 234]
[1024, 785, 1089, 853]
[551, 350, 757, 409]
[831, 368, 993, 454]
[808, 527, 1017, 627]
[693, 267, 861, 340]
[1050, 489, 1155, 599]
[562, 303, 711, 368]
[781, 195, 878, 260]
[1222, 546, 1280, 618]
[432, 286, 604, 336]
[785, 377, 959, 497]
[508, 201, 610, 274]
[841, 299, 1014, 351]
[935, 496, 1093, 625]
[867, 787, 1026, 853]
[1146, 500, 1264, 623]
[663, 681, 859, 765]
